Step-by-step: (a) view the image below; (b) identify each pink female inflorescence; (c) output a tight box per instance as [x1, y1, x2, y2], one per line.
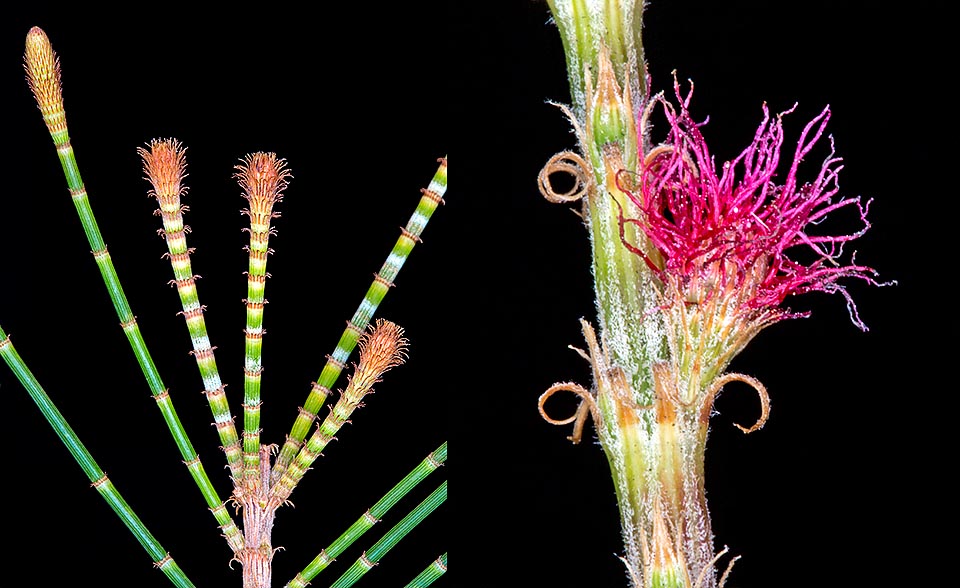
[619, 79, 884, 330]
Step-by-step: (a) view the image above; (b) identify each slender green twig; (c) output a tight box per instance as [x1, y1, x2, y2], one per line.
[24, 27, 243, 553]
[285, 442, 447, 588]
[235, 152, 291, 485]
[0, 327, 195, 588]
[271, 157, 448, 484]
[272, 320, 410, 501]
[140, 139, 245, 489]
[405, 553, 448, 588]
[329, 481, 448, 588]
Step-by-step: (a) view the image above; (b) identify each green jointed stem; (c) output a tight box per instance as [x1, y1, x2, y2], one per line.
[273, 383, 364, 500]
[329, 480, 448, 588]
[285, 442, 447, 588]
[43, 128, 242, 553]
[404, 554, 448, 588]
[0, 328, 195, 588]
[238, 152, 290, 486]
[271, 158, 448, 484]
[241, 209, 270, 483]
[273, 320, 409, 501]
[142, 140, 244, 486]
[243, 235, 268, 484]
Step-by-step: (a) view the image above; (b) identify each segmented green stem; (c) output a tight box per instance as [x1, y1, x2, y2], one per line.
[285, 442, 447, 588]
[62, 142, 241, 551]
[404, 554, 447, 588]
[243, 226, 269, 484]
[273, 320, 408, 501]
[271, 158, 448, 483]
[238, 152, 290, 486]
[141, 140, 244, 485]
[272, 385, 365, 501]
[0, 327, 195, 588]
[30, 96, 242, 552]
[329, 481, 448, 588]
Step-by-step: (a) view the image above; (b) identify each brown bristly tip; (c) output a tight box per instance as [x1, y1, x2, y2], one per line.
[24, 26, 67, 136]
[353, 319, 409, 389]
[139, 139, 188, 207]
[234, 152, 292, 216]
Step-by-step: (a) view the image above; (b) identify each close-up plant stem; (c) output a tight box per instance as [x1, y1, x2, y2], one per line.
[455, 2, 940, 586]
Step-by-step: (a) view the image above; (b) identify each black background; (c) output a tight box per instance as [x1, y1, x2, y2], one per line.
[2, 2, 945, 587]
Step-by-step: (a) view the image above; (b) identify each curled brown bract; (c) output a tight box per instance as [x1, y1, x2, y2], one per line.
[703, 372, 770, 434]
[538, 151, 591, 204]
[538, 382, 599, 444]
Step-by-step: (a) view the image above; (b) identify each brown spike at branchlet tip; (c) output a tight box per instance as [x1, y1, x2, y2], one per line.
[24, 27, 67, 137]
[139, 139, 188, 207]
[352, 319, 409, 391]
[235, 152, 292, 219]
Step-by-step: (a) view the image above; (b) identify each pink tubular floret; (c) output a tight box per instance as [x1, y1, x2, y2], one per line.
[621, 81, 884, 330]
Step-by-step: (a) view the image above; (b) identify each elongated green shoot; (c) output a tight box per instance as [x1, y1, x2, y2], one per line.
[140, 139, 245, 489]
[273, 320, 408, 501]
[285, 442, 447, 587]
[405, 554, 448, 588]
[24, 26, 243, 553]
[329, 480, 448, 588]
[236, 153, 290, 485]
[0, 327, 195, 588]
[271, 158, 448, 485]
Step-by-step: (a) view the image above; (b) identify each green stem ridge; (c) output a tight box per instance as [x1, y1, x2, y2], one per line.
[47, 135, 243, 553]
[329, 480, 448, 588]
[0, 328, 196, 588]
[271, 158, 448, 484]
[284, 442, 447, 587]
[404, 553, 448, 588]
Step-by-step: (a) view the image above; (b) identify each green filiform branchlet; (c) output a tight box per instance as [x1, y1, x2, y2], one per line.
[15, 25, 449, 587]
[0, 328, 196, 588]
[140, 139, 246, 489]
[271, 158, 448, 485]
[329, 481, 448, 588]
[286, 442, 447, 588]
[272, 320, 409, 503]
[404, 553, 448, 588]
[24, 26, 244, 555]
[236, 152, 291, 488]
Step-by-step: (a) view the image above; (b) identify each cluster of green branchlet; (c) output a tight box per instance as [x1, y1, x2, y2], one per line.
[1, 26, 448, 588]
